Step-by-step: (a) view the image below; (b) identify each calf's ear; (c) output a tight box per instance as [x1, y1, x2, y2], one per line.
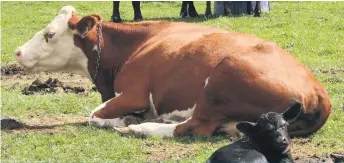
[282, 101, 303, 122]
[75, 14, 102, 36]
[236, 121, 256, 135]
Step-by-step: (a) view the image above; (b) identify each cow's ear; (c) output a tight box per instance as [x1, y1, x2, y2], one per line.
[282, 101, 303, 122]
[68, 11, 80, 30]
[236, 121, 256, 135]
[75, 14, 102, 35]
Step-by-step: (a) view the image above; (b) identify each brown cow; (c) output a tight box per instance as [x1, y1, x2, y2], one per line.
[15, 6, 331, 137]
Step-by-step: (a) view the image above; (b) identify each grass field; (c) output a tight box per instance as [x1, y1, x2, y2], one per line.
[1, 1, 344, 162]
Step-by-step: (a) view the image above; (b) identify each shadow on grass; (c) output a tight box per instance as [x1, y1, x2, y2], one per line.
[22, 121, 89, 130]
[3, 121, 89, 133]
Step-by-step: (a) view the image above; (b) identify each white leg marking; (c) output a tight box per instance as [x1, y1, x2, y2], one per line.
[204, 77, 209, 88]
[160, 104, 196, 121]
[115, 92, 122, 97]
[126, 118, 190, 137]
[88, 95, 126, 127]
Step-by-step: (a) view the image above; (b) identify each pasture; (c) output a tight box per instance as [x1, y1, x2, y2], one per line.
[1, 1, 344, 162]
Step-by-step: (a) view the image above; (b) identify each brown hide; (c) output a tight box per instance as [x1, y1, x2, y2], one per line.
[68, 13, 331, 137]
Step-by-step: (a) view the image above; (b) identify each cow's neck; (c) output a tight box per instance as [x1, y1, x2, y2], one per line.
[79, 22, 154, 100]
[99, 22, 152, 69]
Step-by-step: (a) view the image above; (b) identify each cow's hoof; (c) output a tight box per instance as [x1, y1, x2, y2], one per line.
[1, 117, 23, 130]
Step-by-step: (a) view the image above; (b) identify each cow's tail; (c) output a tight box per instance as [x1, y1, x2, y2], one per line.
[288, 96, 331, 137]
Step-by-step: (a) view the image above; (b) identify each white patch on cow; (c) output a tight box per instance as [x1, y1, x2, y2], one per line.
[126, 117, 191, 137]
[160, 103, 196, 121]
[88, 94, 126, 127]
[92, 45, 98, 52]
[149, 92, 155, 111]
[148, 92, 159, 117]
[15, 6, 91, 80]
[204, 77, 209, 88]
[115, 92, 122, 97]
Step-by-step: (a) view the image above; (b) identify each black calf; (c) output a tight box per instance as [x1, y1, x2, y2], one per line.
[207, 102, 301, 163]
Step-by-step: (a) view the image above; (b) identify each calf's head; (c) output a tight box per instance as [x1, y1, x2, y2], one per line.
[236, 102, 302, 153]
[15, 6, 90, 78]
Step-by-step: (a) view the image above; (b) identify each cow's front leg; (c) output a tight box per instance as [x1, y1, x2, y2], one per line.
[114, 121, 182, 137]
[114, 117, 224, 137]
[89, 92, 148, 128]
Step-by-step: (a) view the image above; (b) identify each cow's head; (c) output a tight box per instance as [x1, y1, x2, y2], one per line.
[236, 102, 302, 154]
[15, 6, 90, 78]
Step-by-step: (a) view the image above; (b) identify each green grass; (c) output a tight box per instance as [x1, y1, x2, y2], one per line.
[1, 1, 344, 162]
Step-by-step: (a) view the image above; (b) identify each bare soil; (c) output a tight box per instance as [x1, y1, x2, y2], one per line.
[1, 64, 94, 91]
[21, 78, 86, 95]
[2, 116, 88, 134]
[327, 77, 344, 83]
[312, 68, 344, 74]
[1, 64, 24, 76]
[294, 152, 344, 163]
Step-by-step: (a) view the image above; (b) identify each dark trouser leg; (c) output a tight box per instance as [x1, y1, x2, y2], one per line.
[132, 1, 143, 21]
[205, 1, 212, 18]
[188, 1, 199, 17]
[112, 1, 122, 22]
[180, 1, 188, 18]
[254, 1, 261, 17]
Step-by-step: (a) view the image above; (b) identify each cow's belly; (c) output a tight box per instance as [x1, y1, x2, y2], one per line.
[151, 62, 212, 117]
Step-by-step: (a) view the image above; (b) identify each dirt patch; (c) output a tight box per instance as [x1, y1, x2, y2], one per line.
[312, 68, 344, 74]
[3, 116, 88, 134]
[1, 65, 94, 91]
[1, 64, 24, 76]
[291, 138, 344, 163]
[144, 142, 195, 162]
[327, 77, 344, 83]
[295, 152, 344, 163]
[21, 78, 86, 95]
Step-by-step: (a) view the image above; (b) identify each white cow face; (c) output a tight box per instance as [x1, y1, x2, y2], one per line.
[15, 6, 89, 78]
